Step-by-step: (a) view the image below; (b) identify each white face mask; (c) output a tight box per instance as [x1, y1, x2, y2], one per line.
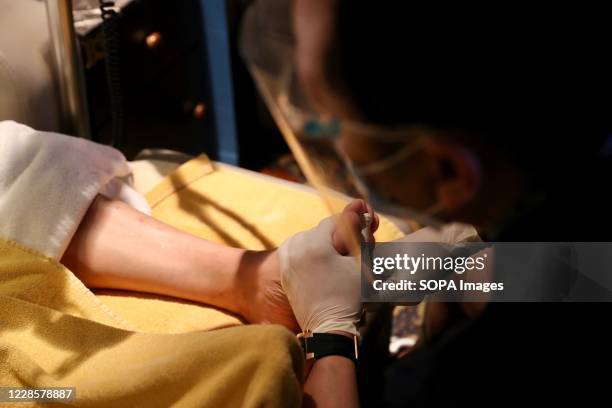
[240, 0, 447, 251]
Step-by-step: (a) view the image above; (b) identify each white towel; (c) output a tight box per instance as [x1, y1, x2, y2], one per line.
[0, 121, 150, 260]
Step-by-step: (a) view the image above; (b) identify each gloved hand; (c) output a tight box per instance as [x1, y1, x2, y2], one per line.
[278, 217, 363, 336]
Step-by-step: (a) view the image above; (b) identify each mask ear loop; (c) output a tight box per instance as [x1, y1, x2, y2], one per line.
[356, 141, 425, 175]
[345, 138, 446, 230]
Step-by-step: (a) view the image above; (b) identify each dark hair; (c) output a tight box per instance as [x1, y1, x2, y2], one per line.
[330, 2, 611, 176]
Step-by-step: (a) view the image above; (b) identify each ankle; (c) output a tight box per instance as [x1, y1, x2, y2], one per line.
[236, 249, 278, 322]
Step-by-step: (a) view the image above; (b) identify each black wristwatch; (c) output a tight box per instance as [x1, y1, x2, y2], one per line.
[297, 330, 359, 364]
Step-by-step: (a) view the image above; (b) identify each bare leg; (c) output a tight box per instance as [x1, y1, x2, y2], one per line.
[61, 196, 298, 332]
[63, 196, 370, 407]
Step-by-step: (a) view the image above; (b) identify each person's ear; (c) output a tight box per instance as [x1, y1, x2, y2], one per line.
[424, 138, 482, 213]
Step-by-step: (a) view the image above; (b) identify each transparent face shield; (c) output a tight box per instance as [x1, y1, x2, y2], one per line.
[240, 0, 444, 256]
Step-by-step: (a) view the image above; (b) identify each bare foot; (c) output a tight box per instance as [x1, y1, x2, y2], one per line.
[239, 200, 379, 333]
[332, 199, 379, 255]
[239, 249, 301, 333]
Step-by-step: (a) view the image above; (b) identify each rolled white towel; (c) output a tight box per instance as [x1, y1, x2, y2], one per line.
[0, 121, 150, 260]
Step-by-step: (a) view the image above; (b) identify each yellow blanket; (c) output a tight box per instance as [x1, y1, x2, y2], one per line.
[0, 155, 404, 407]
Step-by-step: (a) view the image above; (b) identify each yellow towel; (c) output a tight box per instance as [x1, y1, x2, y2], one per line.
[145, 155, 403, 248]
[0, 154, 404, 407]
[0, 238, 303, 407]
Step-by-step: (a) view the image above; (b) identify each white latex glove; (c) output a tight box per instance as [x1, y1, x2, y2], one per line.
[278, 217, 361, 336]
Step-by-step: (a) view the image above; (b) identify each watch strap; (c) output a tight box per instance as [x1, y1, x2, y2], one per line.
[297, 331, 359, 363]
